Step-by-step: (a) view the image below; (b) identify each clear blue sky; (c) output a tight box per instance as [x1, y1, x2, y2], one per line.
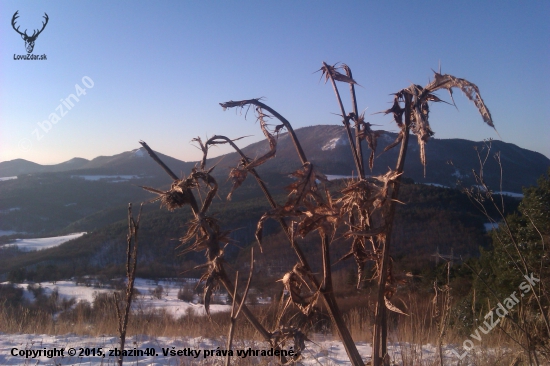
[1, 1, 549, 165]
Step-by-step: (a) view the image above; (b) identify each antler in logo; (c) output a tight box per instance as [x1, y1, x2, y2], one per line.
[12, 11, 49, 54]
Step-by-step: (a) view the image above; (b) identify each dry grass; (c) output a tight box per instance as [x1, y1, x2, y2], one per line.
[1, 290, 533, 365]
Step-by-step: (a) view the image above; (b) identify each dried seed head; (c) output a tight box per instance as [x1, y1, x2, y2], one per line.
[227, 166, 248, 201]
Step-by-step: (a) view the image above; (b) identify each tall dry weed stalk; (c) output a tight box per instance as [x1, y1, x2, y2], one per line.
[113, 203, 142, 366]
[138, 62, 494, 366]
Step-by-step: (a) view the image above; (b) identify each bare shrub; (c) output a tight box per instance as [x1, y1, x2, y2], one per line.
[149, 285, 164, 300]
[177, 285, 195, 302]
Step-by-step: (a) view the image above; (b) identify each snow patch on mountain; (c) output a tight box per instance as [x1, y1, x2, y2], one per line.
[133, 148, 146, 157]
[0, 207, 20, 214]
[322, 137, 346, 151]
[5, 232, 86, 251]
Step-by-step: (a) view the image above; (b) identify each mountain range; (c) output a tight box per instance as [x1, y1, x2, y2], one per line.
[1, 125, 548, 192]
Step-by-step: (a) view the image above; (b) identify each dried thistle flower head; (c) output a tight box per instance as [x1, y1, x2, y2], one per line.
[140, 179, 194, 211]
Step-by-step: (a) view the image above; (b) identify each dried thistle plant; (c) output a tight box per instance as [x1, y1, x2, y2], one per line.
[379, 70, 496, 175]
[317, 62, 494, 366]
[134, 62, 494, 366]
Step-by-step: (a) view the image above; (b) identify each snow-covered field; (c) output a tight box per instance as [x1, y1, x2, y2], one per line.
[423, 183, 450, 188]
[5, 232, 87, 251]
[0, 176, 18, 181]
[0, 332, 506, 365]
[131, 279, 231, 316]
[495, 191, 523, 198]
[71, 175, 142, 182]
[1, 281, 512, 365]
[8, 278, 231, 317]
[325, 174, 355, 181]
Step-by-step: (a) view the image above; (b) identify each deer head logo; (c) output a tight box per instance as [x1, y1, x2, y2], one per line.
[12, 11, 49, 54]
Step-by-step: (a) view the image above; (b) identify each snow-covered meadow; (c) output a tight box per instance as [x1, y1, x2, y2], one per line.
[4, 232, 87, 252]
[0, 331, 513, 365]
[1, 278, 520, 365]
[7, 278, 232, 317]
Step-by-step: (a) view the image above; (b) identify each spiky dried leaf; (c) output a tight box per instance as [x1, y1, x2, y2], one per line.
[378, 94, 404, 128]
[319, 62, 359, 85]
[335, 238, 379, 289]
[427, 72, 495, 128]
[201, 270, 220, 317]
[286, 162, 326, 206]
[245, 110, 277, 170]
[279, 264, 319, 315]
[255, 206, 302, 247]
[219, 98, 262, 111]
[227, 167, 248, 200]
[385, 296, 409, 316]
[357, 114, 385, 170]
[338, 178, 383, 219]
[270, 326, 308, 364]
[296, 200, 340, 238]
[382, 131, 404, 154]
[179, 216, 230, 262]
[387, 72, 496, 175]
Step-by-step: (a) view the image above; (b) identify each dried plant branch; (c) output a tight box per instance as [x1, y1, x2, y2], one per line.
[139, 141, 179, 181]
[342, 64, 365, 176]
[223, 98, 365, 365]
[138, 143, 277, 351]
[114, 203, 142, 366]
[372, 92, 412, 366]
[320, 62, 364, 179]
[220, 99, 308, 165]
[426, 72, 495, 129]
[225, 248, 254, 366]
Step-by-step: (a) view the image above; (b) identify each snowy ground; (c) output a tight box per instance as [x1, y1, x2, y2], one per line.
[325, 174, 355, 181]
[0, 176, 18, 181]
[0, 332, 504, 365]
[131, 279, 231, 316]
[7, 278, 232, 317]
[71, 175, 142, 182]
[4, 232, 87, 251]
[495, 191, 523, 198]
[1, 281, 510, 365]
[471, 185, 523, 198]
[423, 183, 450, 188]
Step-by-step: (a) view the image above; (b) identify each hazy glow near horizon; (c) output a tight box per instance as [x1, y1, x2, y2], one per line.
[1, 1, 549, 165]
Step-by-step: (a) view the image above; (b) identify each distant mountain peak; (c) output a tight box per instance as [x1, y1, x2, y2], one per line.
[132, 148, 146, 158]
